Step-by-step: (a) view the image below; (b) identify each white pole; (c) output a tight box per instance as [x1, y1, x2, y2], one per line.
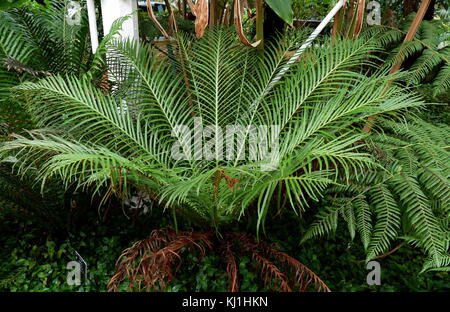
[86, 0, 99, 53]
[234, 0, 346, 162]
[99, 0, 139, 87]
[100, 0, 139, 40]
[244, 0, 346, 115]
[269, 0, 346, 85]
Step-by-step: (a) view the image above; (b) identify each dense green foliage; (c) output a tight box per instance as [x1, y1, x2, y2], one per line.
[303, 117, 450, 269]
[292, 0, 334, 20]
[363, 15, 450, 98]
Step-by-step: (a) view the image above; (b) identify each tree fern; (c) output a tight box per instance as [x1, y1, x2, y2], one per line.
[303, 117, 450, 269]
[0, 27, 426, 235]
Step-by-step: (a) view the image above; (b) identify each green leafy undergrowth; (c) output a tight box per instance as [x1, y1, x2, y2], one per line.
[1, 209, 449, 291]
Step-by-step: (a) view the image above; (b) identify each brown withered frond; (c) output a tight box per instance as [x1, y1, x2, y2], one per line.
[107, 227, 213, 291]
[230, 232, 291, 291]
[215, 169, 239, 191]
[258, 242, 331, 292]
[228, 232, 330, 292]
[220, 240, 239, 292]
[251, 249, 292, 291]
[107, 228, 330, 292]
[3, 57, 51, 77]
[98, 71, 110, 93]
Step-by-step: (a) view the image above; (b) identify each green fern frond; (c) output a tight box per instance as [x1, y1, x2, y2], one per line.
[433, 63, 450, 96]
[354, 196, 372, 250]
[301, 206, 340, 243]
[421, 254, 450, 273]
[392, 174, 446, 261]
[366, 185, 401, 261]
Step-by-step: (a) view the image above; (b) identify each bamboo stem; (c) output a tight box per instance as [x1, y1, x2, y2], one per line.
[389, 0, 431, 74]
[256, 0, 264, 51]
[210, 0, 217, 27]
[352, 0, 366, 38]
[363, 0, 431, 133]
